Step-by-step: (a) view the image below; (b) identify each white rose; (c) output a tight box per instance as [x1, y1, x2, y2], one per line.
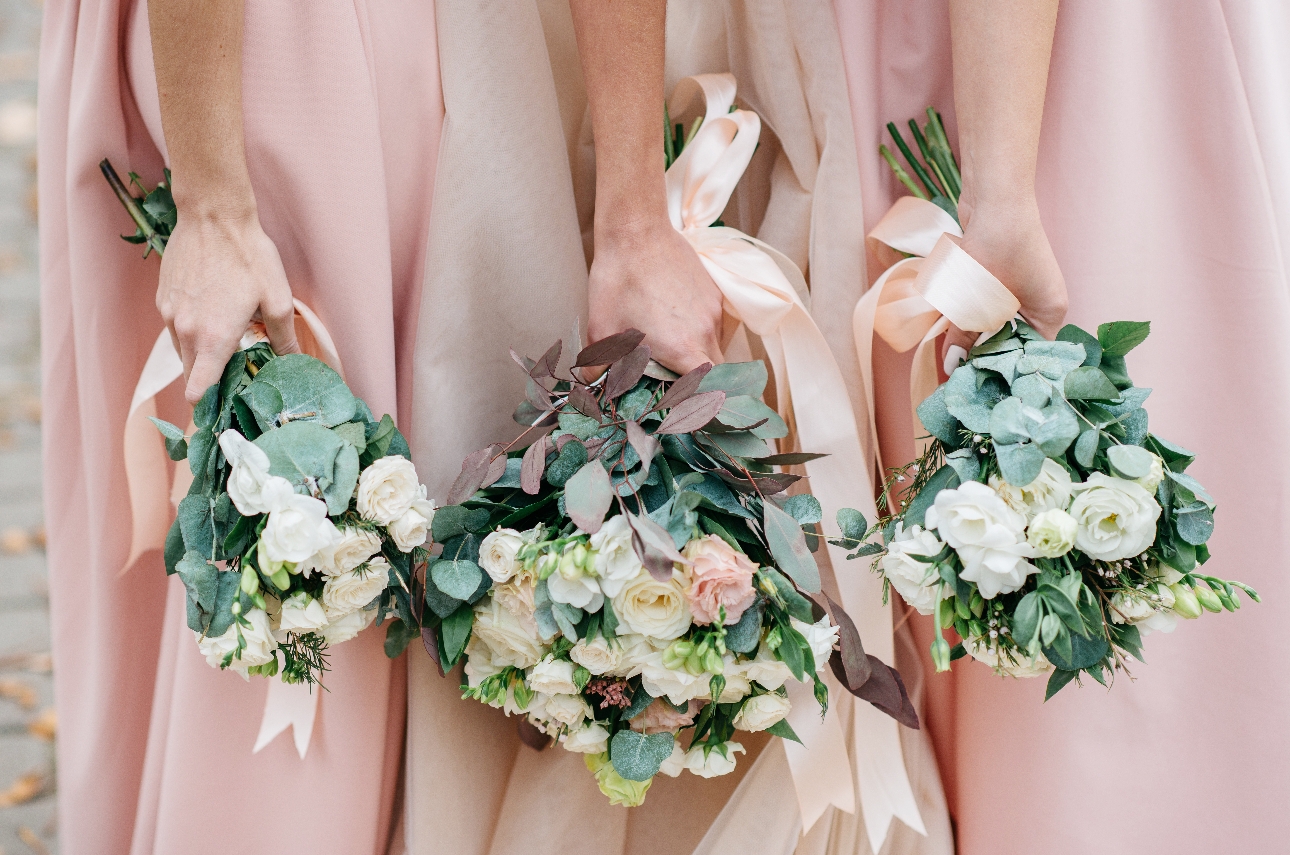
[612, 570, 691, 641]
[322, 557, 389, 618]
[470, 594, 546, 669]
[219, 430, 296, 516]
[716, 654, 752, 702]
[561, 722, 610, 754]
[1068, 473, 1161, 561]
[479, 528, 525, 583]
[273, 592, 327, 642]
[493, 579, 543, 640]
[260, 493, 338, 565]
[790, 615, 839, 672]
[880, 523, 950, 615]
[964, 636, 1051, 678]
[544, 693, 592, 727]
[735, 644, 794, 691]
[547, 564, 604, 612]
[570, 635, 623, 676]
[734, 693, 791, 732]
[589, 515, 646, 597]
[684, 742, 745, 778]
[989, 458, 1073, 518]
[609, 634, 660, 678]
[638, 652, 711, 705]
[658, 742, 687, 778]
[926, 481, 1036, 599]
[389, 487, 435, 552]
[304, 526, 382, 577]
[320, 607, 376, 644]
[464, 645, 505, 688]
[356, 456, 420, 524]
[196, 608, 276, 678]
[528, 656, 579, 695]
[1135, 453, 1165, 493]
[1026, 508, 1078, 558]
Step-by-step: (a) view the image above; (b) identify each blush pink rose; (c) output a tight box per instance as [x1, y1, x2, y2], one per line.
[630, 698, 702, 734]
[684, 535, 757, 625]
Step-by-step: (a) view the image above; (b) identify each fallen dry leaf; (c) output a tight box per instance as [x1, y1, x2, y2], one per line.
[0, 679, 37, 709]
[0, 526, 30, 554]
[17, 826, 49, 855]
[0, 771, 46, 808]
[27, 707, 55, 740]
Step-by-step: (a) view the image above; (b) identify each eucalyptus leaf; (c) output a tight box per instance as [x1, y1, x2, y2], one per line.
[944, 448, 981, 484]
[1009, 373, 1051, 409]
[995, 441, 1045, 486]
[942, 365, 994, 433]
[781, 495, 823, 526]
[177, 494, 216, 560]
[1166, 470, 1216, 509]
[333, 421, 367, 452]
[610, 730, 674, 781]
[176, 551, 219, 633]
[1056, 324, 1101, 367]
[149, 417, 189, 461]
[988, 396, 1044, 445]
[725, 601, 763, 653]
[1175, 503, 1215, 545]
[254, 420, 344, 495]
[836, 508, 868, 542]
[718, 395, 788, 438]
[971, 350, 1021, 385]
[915, 385, 960, 445]
[763, 502, 821, 593]
[1108, 444, 1155, 479]
[324, 443, 360, 515]
[244, 354, 357, 428]
[1074, 429, 1100, 468]
[431, 559, 484, 600]
[1032, 402, 1081, 458]
[546, 439, 589, 487]
[1012, 591, 1042, 647]
[698, 361, 768, 399]
[564, 460, 615, 534]
[1064, 367, 1121, 401]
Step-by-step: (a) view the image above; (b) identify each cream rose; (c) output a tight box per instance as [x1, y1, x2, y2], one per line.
[716, 655, 752, 702]
[220, 430, 295, 516]
[464, 645, 504, 688]
[196, 608, 276, 678]
[734, 692, 792, 732]
[608, 634, 659, 678]
[470, 594, 546, 669]
[389, 487, 435, 552]
[612, 570, 692, 641]
[1026, 508, 1078, 558]
[1068, 473, 1161, 561]
[305, 526, 382, 577]
[964, 636, 1051, 678]
[880, 523, 950, 615]
[630, 697, 701, 734]
[261, 493, 339, 565]
[570, 635, 622, 676]
[356, 456, 420, 524]
[736, 644, 794, 691]
[479, 528, 525, 583]
[791, 615, 839, 671]
[684, 535, 757, 625]
[926, 481, 1036, 599]
[684, 742, 745, 778]
[547, 561, 604, 612]
[544, 693, 592, 727]
[320, 607, 376, 644]
[322, 558, 389, 618]
[589, 515, 647, 597]
[561, 722, 610, 754]
[493, 579, 542, 639]
[989, 458, 1073, 518]
[638, 652, 710, 705]
[658, 742, 688, 777]
[528, 656, 579, 696]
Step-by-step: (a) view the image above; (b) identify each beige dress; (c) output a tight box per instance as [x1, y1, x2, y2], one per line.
[405, 2, 951, 853]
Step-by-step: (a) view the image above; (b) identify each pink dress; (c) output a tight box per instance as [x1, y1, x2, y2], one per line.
[834, 0, 1290, 852]
[37, 1, 442, 852]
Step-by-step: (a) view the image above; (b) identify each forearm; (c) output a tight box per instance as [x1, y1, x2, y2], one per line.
[949, 0, 1059, 217]
[569, 0, 668, 240]
[149, 0, 255, 219]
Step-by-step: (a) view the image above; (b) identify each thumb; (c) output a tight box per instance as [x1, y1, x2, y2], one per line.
[263, 299, 301, 356]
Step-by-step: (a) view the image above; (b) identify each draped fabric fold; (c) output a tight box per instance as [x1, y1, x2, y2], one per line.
[668, 73, 923, 851]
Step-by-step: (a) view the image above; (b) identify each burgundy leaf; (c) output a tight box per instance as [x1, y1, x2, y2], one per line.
[554, 433, 576, 452]
[852, 656, 919, 730]
[517, 717, 553, 750]
[756, 452, 830, 466]
[568, 384, 603, 421]
[530, 340, 562, 379]
[480, 453, 509, 489]
[446, 444, 503, 505]
[564, 460, 615, 534]
[509, 348, 536, 374]
[820, 594, 873, 691]
[643, 360, 680, 381]
[521, 433, 550, 495]
[582, 436, 607, 457]
[653, 362, 713, 413]
[574, 328, 646, 367]
[421, 625, 445, 678]
[602, 345, 653, 400]
[715, 470, 802, 495]
[625, 420, 661, 473]
[656, 390, 726, 434]
[632, 529, 675, 581]
[627, 513, 687, 565]
[525, 378, 554, 413]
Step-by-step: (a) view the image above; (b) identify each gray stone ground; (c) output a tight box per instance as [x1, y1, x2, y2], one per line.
[0, 1, 56, 853]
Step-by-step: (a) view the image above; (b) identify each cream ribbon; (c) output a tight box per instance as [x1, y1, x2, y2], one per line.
[123, 299, 343, 759]
[667, 74, 924, 850]
[853, 196, 1020, 478]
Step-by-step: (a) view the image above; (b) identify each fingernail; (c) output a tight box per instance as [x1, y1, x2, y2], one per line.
[943, 345, 967, 376]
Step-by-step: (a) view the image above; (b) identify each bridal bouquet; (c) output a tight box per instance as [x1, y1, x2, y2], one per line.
[408, 330, 896, 806]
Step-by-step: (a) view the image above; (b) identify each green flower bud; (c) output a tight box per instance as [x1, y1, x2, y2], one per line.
[558, 551, 581, 580]
[269, 567, 291, 592]
[240, 564, 259, 595]
[585, 753, 652, 808]
[686, 651, 705, 675]
[571, 544, 591, 571]
[1169, 583, 1203, 619]
[930, 636, 951, 673]
[1194, 583, 1223, 614]
[662, 642, 692, 670]
[703, 649, 724, 674]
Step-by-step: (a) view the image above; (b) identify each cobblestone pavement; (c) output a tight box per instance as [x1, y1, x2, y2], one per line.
[0, 1, 56, 853]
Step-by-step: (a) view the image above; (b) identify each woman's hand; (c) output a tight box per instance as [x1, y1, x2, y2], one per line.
[157, 207, 298, 403]
[587, 222, 724, 374]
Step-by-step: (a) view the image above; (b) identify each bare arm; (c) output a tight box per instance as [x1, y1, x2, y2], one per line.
[947, 0, 1066, 349]
[150, 0, 297, 403]
[570, 0, 723, 373]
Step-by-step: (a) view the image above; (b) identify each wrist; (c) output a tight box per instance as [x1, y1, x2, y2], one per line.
[171, 167, 258, 224]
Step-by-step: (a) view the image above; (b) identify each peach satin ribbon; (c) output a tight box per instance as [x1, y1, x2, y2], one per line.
[123, 299, 343, 759]
[668, 74, 924, 849]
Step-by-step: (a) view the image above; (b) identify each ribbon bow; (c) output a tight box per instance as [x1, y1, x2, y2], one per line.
[667, 74, 924, 850]
[123, 299, 341, 758]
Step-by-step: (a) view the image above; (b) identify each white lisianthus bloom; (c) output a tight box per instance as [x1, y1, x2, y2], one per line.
[547, 563, 604, 612]
[608, 634, 659, 678]
[561, 722, 610, 754]
[964, 636, 1051, 678]
[463, 642, 504, 688]
[658, 742, 688, 778]
[273, 592, 328, 643]
[470, 594, 546, 669]
[479, 528, 526, 583]
[261, 493, 339, 564]
[589, 515, 647, 597]
[544, 693, 592, 727]
[684, 742, 745, 778]
[1068, 473, 1161, 561]
[716, 654, 752, 702]
[791, 616, 839, 671]
[1135, 453, 1166, 493]
[638, 652, 710, 705]
[320, 607, 376, 644]
[612, 570, 692, 641]
[304, 526, 382, 577]
[493, 579, 542, 639]
[389, 486, 435, 553]
[219, 429, 295, 516]
[989, 458, 1074, 518]
[880, 523, 950, 615]
[528, 656, 579, 696]
[734, 693, 791, 732]
[196, 608, 276, 678]
[736, 644, 794, 691]
[356, 456, 420, 524]
[926, 481, 1036, 599]
[323, 558, 389, 618]
[570, 635, 622, 676]
[1026, 508, 1078, 558]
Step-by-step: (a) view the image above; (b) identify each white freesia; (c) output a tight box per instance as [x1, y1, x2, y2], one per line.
[261, 493, 339, 564]
[274, 592, 327, 642]
[196, 608, 276, 678]
[389, 486, 435, 552]
[964, 636, 1051, 678]
[736, 644, 794, 691]
[320, 607, 376, 644]
[220, 430, 296, 516]
[638, 652, 710, 705]
[1026, 508, 1078, 558]
[547, 564, 604, 612]
[734, 693, 791, 732]
[479, 528, 525, 583]
[589, 515, 646, 597]
[989, 459, 1073, 518]
[684, 742, 745, 778]
[323, 558, 389, 618]
[356, 456, 420, 524]
[469, 594, 545, 669]
[528, 656, 579, 696]
[561, 722, 610, 754]
[880, 523, 950, 615]
[544, 693, 592, 727]
[612, 570, 691, 641]
[1111, 586, 1177, 637]
[926, 481, 1036, 599]
[304, 526, 382, 577]
[1109, 590, 1156, 625]
[570, 635, 622, 676]
[1135, 452, 1166, 493]
[1068, 473, 1161, 561]
[791, 616, 839, 671]
[658, 742, 687, 778]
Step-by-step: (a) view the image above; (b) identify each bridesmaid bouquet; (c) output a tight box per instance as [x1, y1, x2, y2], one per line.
[406, 330, 905, 806]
